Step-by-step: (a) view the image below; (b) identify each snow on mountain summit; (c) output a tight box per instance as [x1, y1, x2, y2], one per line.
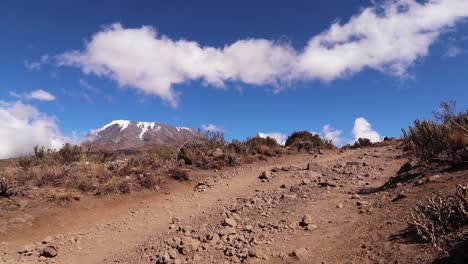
[84, 120, 201, 151]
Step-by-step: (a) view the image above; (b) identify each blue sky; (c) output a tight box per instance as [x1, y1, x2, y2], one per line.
[1, 0, 468, 158]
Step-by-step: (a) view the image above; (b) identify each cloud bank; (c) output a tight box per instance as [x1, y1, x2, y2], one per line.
[57, 0, 468, 106]
[0, 101, 67, 159]
[352, 117, 382, 143]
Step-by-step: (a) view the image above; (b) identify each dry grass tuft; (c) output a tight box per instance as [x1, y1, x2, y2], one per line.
[403, 101, 467, 162]
[410, 185, 468, 252]
[169, 168, 190, 181]
[47, 193, 81, 206]
[0, 176, 17, 198]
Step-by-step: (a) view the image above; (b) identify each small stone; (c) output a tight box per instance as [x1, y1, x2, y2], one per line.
[337, 203, 344, 209]
[219, 227, 237, 236]
[428, 174, 441, 182]
[302, 178, 311, 185]
[305, 224, 318, 231]
[281, 194, 298, 200]
[243, 225, 254, 233]
[290, 248, 308, 258]
[40, 245, 58, 258]
[356, 200, 370, 206]
[259, 171, 271, 181]
[223, 218, 237, 227]
[42, 236, 53, 244]
[300, 214, 313, 227]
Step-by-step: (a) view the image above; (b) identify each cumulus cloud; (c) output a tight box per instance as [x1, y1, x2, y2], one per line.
[322, 124, 343, 145]
[258, 132, 287, 145]
[26, 89, 56, 101]
[201, 124, 223, 132]
[0, 101, 68, 159]
[56, 0, 468, 106]
[352, 117, 381, 143]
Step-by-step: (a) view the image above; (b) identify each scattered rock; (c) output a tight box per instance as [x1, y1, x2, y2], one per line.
[392, 193, 407, 202]
[428, 174, 441, 182]
[337, 203, 344, 209]
[299, 214, 313, 227]
[357, 201, 370, 206]
[40, 245, 58, 258]
[223, 218, 237, 228]
[290, 248, 308, 258]
[259, 171, 271, 181]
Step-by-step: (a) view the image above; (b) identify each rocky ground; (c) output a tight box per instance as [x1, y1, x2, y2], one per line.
[1, 141, 466, 263]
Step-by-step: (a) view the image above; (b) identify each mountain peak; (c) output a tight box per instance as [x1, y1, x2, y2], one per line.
[85, 120, 201, 151]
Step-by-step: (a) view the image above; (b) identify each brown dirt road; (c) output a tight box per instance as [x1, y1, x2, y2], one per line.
[1, 142, 466, 263]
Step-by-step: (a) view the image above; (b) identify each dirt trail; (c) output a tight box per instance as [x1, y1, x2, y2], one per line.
[1, 143, 465, 264]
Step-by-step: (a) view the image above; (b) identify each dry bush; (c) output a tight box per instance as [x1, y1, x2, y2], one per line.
[169, 168, 190, 181]
[138, 174, 161, 189]
[403, 101, 467, 162]
[353, 138, 372, 148]
[410, 185, 468, 252]
[244, 136, 280, 156]
[146, 145, 177, 160]
[47, 193, 81, 206]
[285, 131, 334, 151]
[0, 176, 17, 198]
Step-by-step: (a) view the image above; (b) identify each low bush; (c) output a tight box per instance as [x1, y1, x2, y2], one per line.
[402, 101, 467, 162]
[244, 136, 280, 156]
[169, 168, 190, 181]
[353, 138, 372, 148]
[0, 176, 17, 198]
[410, 185, 468, 252]
[285, 131, 334, 150]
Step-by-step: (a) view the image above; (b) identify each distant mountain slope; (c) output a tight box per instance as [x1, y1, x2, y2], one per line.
[83, 120, 203, 151]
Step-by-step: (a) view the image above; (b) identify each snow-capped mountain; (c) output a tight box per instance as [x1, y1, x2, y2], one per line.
[83, 120, 203, 151]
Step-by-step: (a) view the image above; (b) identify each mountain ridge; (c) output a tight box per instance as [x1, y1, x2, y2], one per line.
[83, 120, 202, 151]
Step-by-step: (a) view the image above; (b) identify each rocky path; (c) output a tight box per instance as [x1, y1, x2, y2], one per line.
[2, 143, 447, 264]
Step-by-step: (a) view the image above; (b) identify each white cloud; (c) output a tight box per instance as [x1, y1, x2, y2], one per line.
[0, 101, 68, 159]
[258, 132, 287, 145]
[322, 124, 343, 145]
[352, 117, 381, 143]
[57, 0, 468, 106]
[26, 89, 56, 101]
[201, 124, 223, 132]
[24, 54, 49, 71]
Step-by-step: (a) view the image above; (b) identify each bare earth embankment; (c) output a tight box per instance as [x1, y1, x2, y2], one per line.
[1, 141, 467, 263]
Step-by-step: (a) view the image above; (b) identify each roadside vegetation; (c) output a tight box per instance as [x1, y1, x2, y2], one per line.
[0, 130, 334, 205]
[402, 101, 468, 164]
